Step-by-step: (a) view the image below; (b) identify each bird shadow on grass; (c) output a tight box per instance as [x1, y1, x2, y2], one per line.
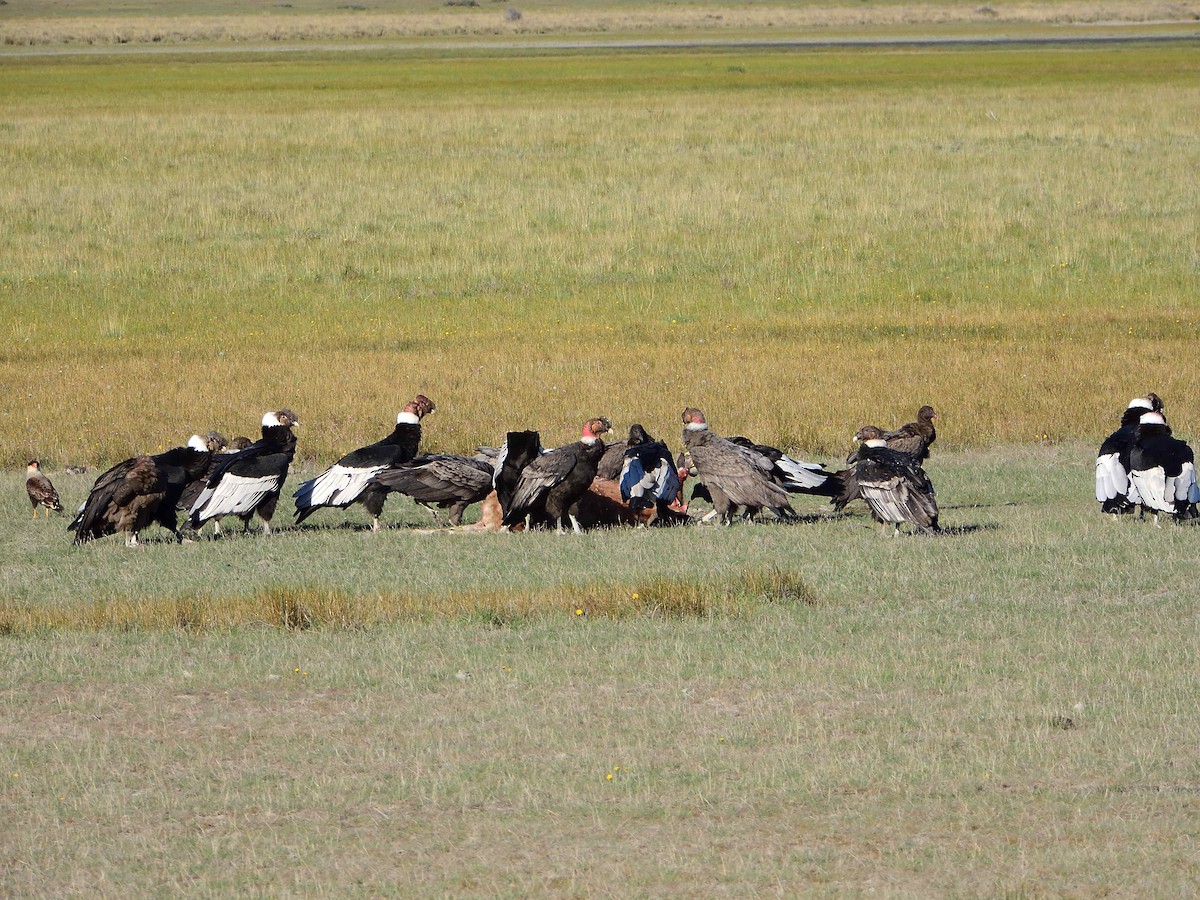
[941, 501, 1021, 511]
[936, 523, 1000, 536]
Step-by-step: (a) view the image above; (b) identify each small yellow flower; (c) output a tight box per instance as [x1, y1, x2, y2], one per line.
[575, 608, 583, 616]
[631, 592, 639, 600]
[605, 773, 613, 781]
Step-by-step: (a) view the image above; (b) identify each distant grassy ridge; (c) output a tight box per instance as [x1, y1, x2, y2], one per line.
[3, 1, 1199, 48]
[3, 44, 1198, 467]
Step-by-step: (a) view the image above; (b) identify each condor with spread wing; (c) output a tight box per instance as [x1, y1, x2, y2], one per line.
[370, 453, 495, 527]
[850, 426, 939, 535]
[293, 396, 434, 532]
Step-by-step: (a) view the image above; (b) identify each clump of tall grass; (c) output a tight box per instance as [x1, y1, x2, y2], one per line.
[0, 567, 817, 634]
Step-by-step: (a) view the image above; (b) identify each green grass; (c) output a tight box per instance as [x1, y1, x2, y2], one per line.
[4, 448, 1200, 893]
[2, 44, 1198, 467]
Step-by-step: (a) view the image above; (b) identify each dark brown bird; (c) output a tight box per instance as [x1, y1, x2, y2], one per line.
[680, 407, 795, 524]
[70, 444, 212, 546]
[370, 454, 495, 527]
[26, 460, 63, 517]
[595, 438, 629, 481]
[883, 405, 938, 461]
[503, 418, 612, 533]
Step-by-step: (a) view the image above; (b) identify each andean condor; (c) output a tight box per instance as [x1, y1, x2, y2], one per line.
[616, 423, 683, 520]
[680, 407, 796, 524]
[178, 431, 228, 513]
[492, 430, 544, 520]
[293, 395, 435, 532]
[725, 435, 841, 498]
[596, 438, 629, 481]
[71, 442, 214, 546]
[1095, 397, 1156, 515]
[26, 460, 63, 518]
[502, 417, 612, 533]
[369, 453, 495, 527]
[1128, 411, 1199, 526]
[189, 409, 300, 536]
[849, 425, 939, 535]
[882, 405, 938, 462]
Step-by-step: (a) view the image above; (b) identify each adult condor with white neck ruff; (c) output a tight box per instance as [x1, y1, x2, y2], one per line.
[502, 417, 612, 533]
[189, 409, 299, 536]
[293, 395, 435, 532]
[680, 407, 796, 524]
[849, 425, 939, 535]
[1128, 411, 1199, 527]
[1096, 396, 1158, 515]
[71, 437, 215, 546]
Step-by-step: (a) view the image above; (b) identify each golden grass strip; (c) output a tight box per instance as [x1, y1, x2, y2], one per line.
[0, 567, 817, 633]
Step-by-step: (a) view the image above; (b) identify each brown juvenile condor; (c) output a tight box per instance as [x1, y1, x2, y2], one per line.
[70, 442, 214, 546]
[26, 460, 63, 518]
[883, 405, 938, 462]
[502, 418, 612, 533]
[370, 453, 495, 527]
[680, 407, 795, 524]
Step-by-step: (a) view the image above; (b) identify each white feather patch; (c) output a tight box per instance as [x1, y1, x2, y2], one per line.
[1130, 467, 1169, 513]
[1095, 452, 1128, 502]
[775, 454, 830, 491]
[295, 464, 388, 510]
[1180, 462, 1200, 504]
[861, 482, 909, 524]
[191, 473, 281, 520]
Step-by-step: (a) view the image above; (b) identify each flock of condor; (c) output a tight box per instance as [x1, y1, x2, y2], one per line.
[20, 392, 1198, 547]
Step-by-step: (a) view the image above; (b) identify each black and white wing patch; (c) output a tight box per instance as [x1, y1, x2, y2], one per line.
[191, 474, 282, 523]
[295, 463, 391, 513]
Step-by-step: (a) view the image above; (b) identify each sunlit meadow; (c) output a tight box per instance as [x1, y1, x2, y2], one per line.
[3, 27, 1200, 895]
[2, 44, 1198, 466]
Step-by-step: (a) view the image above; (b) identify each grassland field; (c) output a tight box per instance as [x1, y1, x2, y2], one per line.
[3, 11, 1200, 894]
